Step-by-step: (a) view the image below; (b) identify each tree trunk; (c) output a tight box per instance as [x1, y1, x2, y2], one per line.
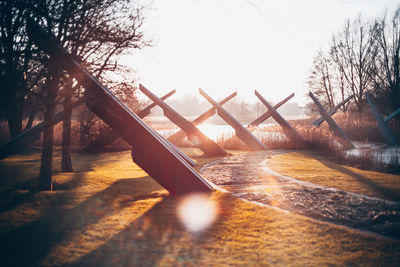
[24, 109, 37, 131]
[39, 102, 55, 190]
[61, 84, 73, 172]
[6, 98, 23, 138]
[39, 72, 58, 190]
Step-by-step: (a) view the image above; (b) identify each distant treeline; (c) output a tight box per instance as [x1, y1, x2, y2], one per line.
[306, 6, 400, 119]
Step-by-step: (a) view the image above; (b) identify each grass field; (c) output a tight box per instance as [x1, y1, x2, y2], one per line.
[0, 148, 399, 266]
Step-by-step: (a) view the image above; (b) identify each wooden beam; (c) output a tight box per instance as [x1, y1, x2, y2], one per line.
[312, 94, 354, 127]
[199, 88, 267, 151]
[27, 19, 212, 195]
[0, 98, 85, 160]
[84, 89, 175, 152]
[168, 92, 237, 144]
[309, 92, 355, 148]
[384, 107, 400, 123]
[254, 90, 305, 145]
[139, 84, 228, 157]
[365, 93, 399, 146]
[248, 93, 295, 127]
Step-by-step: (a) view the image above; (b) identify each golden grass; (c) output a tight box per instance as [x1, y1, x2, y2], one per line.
[267, 151, 400, 202]
[0, 149, 399, 266]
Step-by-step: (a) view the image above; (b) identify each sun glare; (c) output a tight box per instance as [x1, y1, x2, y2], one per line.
[197, 124, 234, 141]
[177, 193, 218, 233]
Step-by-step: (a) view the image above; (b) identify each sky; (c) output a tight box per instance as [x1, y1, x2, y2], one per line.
[122, 0, 399, 107]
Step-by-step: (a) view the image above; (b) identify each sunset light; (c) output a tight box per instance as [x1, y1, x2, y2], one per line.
[177, 194, 218, 233]
[1, 0, 400, 265]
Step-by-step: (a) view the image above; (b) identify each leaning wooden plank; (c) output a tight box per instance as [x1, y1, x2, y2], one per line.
[225, 92, 295, 145]
[84, 89, 175, 152]
[384, 107, 400, 123]
[168, 92, 237, 144]
[0, 98, 85, 160]
[309, 92, 355, 149]
[199, 88, 267, 151]
[365, 93, 399, 146]
[254, 90, 305, 145]
[248, 93, 295, 128]
[27, 19, 212, 195]
[139, 84, 228, 157]
[312, 94, 355, 127]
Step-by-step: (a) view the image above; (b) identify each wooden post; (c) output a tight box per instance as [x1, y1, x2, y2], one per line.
[0, 98, 85, 160]
[199, 88, 267, 151]
[84, 89, 175, 152]
[254, 90, 305, 145]
[248, 93, 295, 128]
[168, 92, 237, 144]
[365, 93, 399, 146]
[312, 94, 354, 127]
[309, 92, 355, 148]
[27, 19, 212, 195]
[139, 84, 229, 157]
[384, 107, 400, 123]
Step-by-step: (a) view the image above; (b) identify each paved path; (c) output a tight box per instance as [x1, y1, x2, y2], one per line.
[200, 151, 400, 239]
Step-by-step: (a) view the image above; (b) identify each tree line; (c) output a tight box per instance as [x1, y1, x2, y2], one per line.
[0, 0, 150, 189]
[306, 6, 400, 120]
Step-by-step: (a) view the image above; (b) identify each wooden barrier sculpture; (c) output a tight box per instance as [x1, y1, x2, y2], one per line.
[248, 93, 295, 128]
[254, 90, 305, 145]
[224, 93, 295, 145]
[139, 84, 229, 157]
[309, 92, 355, 149]
[84, 89, 175, 152]
[365, 93, 399, 146]
[199, 89, 267, 150]
[312, 94, 354, 127]
[384, 107, 400, 123]
[168, 92, 237, 144]
[0, 98, 85, 160]
[84, 89, 196, 166]
[27, 19, 212, 195]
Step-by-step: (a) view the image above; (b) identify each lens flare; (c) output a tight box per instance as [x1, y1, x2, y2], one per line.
[177, 193, 217, 233]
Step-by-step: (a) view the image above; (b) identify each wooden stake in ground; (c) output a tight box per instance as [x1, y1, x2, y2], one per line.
[199, 88, 267, 151]
[248, 93, 295, 128]
[312, 94, 354, 127]
[0, 98, 85, 160]
[365, 93, 399, 146]
[27, 19, 212, 195]
[139, 84, 229, 157]
[254, 90, 305, 146]
[168, 92, 237, 144]
[84, 89, 176, 152]
[308, 92, 355, 149]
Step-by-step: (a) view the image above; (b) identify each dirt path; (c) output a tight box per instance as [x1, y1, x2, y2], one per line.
[200, 151, 400, 239]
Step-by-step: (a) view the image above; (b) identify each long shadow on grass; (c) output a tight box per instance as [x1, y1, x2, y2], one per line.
[0, 176, 164, 267]
[70, 193, 237, 267]
[320, 159, 400, 202]
[0, 152, 97, 214]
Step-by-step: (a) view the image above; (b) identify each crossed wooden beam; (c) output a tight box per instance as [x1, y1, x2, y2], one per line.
[254, 91, 305, 145]
[309, 92, 355, 148]
[365, 93, 399, 146]
[168, 92, 237, 144]
[84, 89, 176, 152]
[0, 97, 85, 160]
[26, 19, 212, 195]
[199, 89, 267, 150]
[312, 94, 354, 127]
[139, 84, 229, 157]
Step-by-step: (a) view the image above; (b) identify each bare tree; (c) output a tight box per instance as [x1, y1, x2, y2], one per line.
[0, 0, 38, 138]
[26, 0, 150, 189]
[307, 50, 336, 111]
[372, 6, 400, 118]
[330, 15, 380, 113]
